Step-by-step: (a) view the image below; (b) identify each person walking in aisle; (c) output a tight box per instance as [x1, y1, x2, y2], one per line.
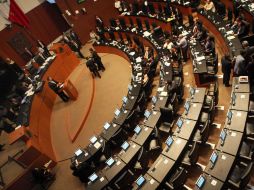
[85, 57, 101, 78]
[89, 48, 105, 71]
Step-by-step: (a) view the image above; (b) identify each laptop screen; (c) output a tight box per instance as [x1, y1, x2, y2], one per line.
[210, 152, 218, 165]
[103, 122, 111, 130]
[122, 96, 128, 104]
[136, 175, 146, 186]
[74, 149, 83, 157]
[176, 118, 183, 128]
[88, 173, 98, 182]
[165, 136, 173, 147]
[196, 175, 206, 188]
[227, 110, 233, 120]
[220, 130, 227, 142]
[134, 125, 141, 134]
[121, 141, 130, 151]
[144, 110, 151, 119]
[128, 84, 133, 91]
[106, 157, 115, 167]
[90, 136, 97, 144]
[115, 109, 121, 117]
[152, 96, 157, 104]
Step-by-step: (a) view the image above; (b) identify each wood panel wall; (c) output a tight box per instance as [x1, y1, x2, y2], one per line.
[0, 2, 69, 66]
[55, 0, 118, 44]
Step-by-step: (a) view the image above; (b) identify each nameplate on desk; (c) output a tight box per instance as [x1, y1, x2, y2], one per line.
[236, 112, 242, 117]
[176, 139, 182, 144]
[144, 127, 148, 131]
[193, 104, 197, 107]
[124, 110, 128, 114]
[85, 152, 88, 156]
[157, 87, 164, 92]
[160, 92, 168, 96]
[221, 155, 227, 160]
[132, 144, 136, 148]
[116, 161, 121, 165]
[150, 179, 155, 184]
[152, 111, 157, 115]
[94, 142, 101, 149]
[240, 95, 246, 99]
[163, 159, 169, 164]
[227, 36, 235, 40]
[231, 132, 236, 137]
[211, 179, 217, 186]
[196, 56, 205, 61]
[159, 97, 164, 100]
[100, 177, 105, 182]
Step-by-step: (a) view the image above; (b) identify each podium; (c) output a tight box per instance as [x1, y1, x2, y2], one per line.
[62, 79, 78, 100]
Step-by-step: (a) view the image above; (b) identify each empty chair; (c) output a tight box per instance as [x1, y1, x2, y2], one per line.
[249, 101, 254, 115]
[181, 141, 199, 167]
[202, 95, 215, 123]
[208, 81, 219, 105]
[207, 54, 218, 75]
[134, 146, 149, 171]
[228, 162, 253, 189]
[239, 140, 254, 161]
[245, 118, 254, 140]
[110, 128, 127, 147]
[169, 92, 179, 115]
[149, 127, 161, 153]
[164, 167, 188, 189]
[193, 120, 210, 144]
[158, 105, 174, 134]
[173, 76, 184, 102]
[136, 18, 143, 31]
[124, 109, 138, 131]
[113, 169, 135, 189]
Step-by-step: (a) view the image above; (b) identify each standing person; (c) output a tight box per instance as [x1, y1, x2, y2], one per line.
[234, 50, 246, 76]
[89, 48, 105, 71]
[95, 16, 104, 30]
[221, 54, 232, 87]
[70, 30, 82, 49]
[37, 40, 51, 58]
[177, 34, 188, 63]
[85, 57, 101, 78]
[67, 39, 85, 59]
[47, 77, 69, 102]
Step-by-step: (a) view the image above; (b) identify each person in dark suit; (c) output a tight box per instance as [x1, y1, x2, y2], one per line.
[89, 48, 105, 71]
[47, 77, 69, 102]
[70, 30, 82, 49]
[95, 16, 104, 29]
[221, 54, 232, 87]
[85, 57, 101, 78]
[37, 40, 51, 58]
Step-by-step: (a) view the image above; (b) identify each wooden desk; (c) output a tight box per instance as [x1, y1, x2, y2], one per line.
[8, 126, 29, 145]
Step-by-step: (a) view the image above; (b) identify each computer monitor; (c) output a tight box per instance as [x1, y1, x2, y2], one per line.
[220, 129, 227, 143]
[176, 118, 183, 129]
[122, 96, 128, 104]
[134, 125, 141, 135]
[184, 101, 190, 112]
[88, 173, 98, 182]
[114, 109, 121, 117]
[165, 136, 173, 147]
[74, 149, 83, 157]
[136, 175, 146, 187]
[210, 151, 218, 166]
[144, 110, 151, 119]
[103, 122, 111, 130]
[121, 141, 130, 151]
[196, 175, 206, 189]
[106, 157, 115, 167]
[90, 136, 97, 144]
[190, 87, 195, 97]
[152, 96, 157, 104]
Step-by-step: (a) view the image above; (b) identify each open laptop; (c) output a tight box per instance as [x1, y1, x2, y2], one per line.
[144, 110, 151, 119]
[195, 175, 206, 189]
[210, 151, 218, 168]
[136, 175, 146, 187]
[134, 125, 142, 135]
[220, 129, 227, 146]
[103, 122, 111, 130]
[90, 136, 98, 144]
[88, 173, 98, 183]
[121, 141, 130, 151]
[165, 136, 173, 151]
[227, 110, 233, 125]
[106, 157, 115, 167]
[74, 149, 83, 157]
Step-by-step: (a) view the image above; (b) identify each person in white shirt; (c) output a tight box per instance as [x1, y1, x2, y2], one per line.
[177, 34, 188, 62]
[204, 0, 215, 12]
[114, 0, 122, 12]
[89, 30, 100, 43]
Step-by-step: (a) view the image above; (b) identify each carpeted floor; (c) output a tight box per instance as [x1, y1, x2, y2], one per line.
[49, 43, 131, 190]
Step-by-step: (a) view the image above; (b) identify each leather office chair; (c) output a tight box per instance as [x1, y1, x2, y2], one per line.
[124, 109, 138, 132]
[208, 81, 219, 106]
[249, 101, 254, 115]
[245, 118, 254, 140]
[202, 95, 215, 123]
[227, 8, 233, 23]
[181, 141, 199, 167]
[129, 17, 134, 28]
[228, 162, 253, 189]
[169, 92, 179, 115]
[134, 146, 149, 171]
[188, 15, 194, 28]
[207, 54, 218, 75]
[117, 32, 124, 43]
[193, 120, 210, 144]
[164, 167, 188, 190]
[112, 169, 135, 189]
[239, 140, 254, 161]
[149, 127, 161, 154]
[110, 128, 127, 147]
[136, 18, 143, 31]
[119, 18, 127, 30]
[158, 105, 174, 134]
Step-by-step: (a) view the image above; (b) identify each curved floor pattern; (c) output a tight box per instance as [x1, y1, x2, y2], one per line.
[49, 44, 131, 190]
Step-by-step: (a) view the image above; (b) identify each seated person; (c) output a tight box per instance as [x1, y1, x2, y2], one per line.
[204, 0, 215, 12]
[204, 36, 215, 55]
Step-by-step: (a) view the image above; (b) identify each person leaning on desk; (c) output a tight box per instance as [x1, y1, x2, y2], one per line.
[47, 77, 69, 102]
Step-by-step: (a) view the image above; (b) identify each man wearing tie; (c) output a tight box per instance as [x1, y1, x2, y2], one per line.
[47, 77, 69, 102]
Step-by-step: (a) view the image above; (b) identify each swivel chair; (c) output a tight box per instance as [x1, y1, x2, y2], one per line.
[181, 141, 199, 167]
[164, 167, 188, 190]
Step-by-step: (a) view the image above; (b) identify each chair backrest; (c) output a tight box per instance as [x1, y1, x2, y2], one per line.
[145, 20, 150, 30]
[188, 141, 199, 165]
[114, 170, 134, 189]
[136, 18, 142, 30]
[170, 167, 188, 189]
[170, 93, 179, 114]
[129, 18, 134, 27]
[160, 106, 173, 123]
[200, 120, 210, 143]
[240, 162, 253, 188]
